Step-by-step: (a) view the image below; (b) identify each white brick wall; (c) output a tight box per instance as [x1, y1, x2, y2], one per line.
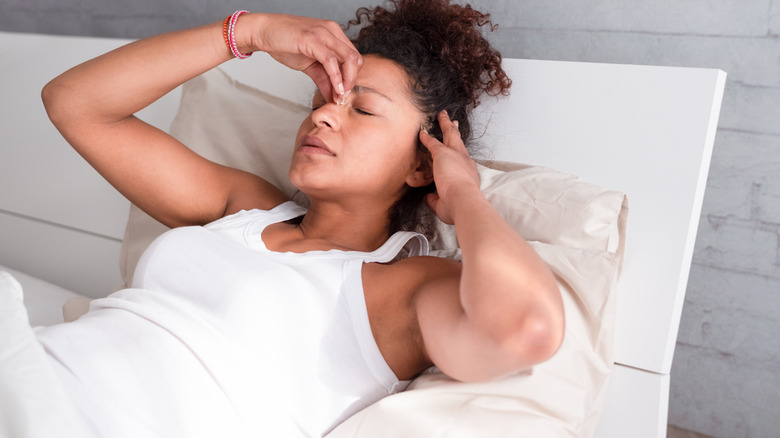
[482, 2, 779, 436]
[1, 0, 778, 436]
[676, 265, 780, 437]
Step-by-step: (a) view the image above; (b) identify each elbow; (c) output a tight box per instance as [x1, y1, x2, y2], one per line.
[498, 299, 565, 369]
[41, 78, 56, 108]
[41, 76, 81, 129]
[41, 78, 65, 126]
[525, 279, 565, 364]
[516, 309, 565, 365]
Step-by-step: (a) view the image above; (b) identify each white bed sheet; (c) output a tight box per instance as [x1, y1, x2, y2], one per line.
[1, 264, 82, 328]
[0, 269, 90, 438]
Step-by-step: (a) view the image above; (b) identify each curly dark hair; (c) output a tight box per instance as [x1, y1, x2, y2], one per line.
[347, 0, 512, 239]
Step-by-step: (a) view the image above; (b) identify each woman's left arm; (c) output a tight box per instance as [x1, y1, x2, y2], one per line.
[415, 111, 565, 382]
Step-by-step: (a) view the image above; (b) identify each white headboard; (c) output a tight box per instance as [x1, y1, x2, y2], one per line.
[0, 33, 176, 296]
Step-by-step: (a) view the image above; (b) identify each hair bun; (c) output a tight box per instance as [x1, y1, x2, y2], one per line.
[349, 0, 511, 109]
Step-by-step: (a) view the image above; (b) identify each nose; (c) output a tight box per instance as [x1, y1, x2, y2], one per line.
[311, 102, 341, 130]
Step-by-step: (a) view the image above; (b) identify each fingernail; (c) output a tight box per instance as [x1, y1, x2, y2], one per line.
[453, 120, 459, 128]
[338, 83, 345, 95]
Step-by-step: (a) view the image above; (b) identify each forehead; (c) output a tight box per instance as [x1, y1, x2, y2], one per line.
[352, 55, 413, 102]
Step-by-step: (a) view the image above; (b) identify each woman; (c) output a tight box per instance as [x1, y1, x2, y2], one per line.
[38, 0, 564, 436]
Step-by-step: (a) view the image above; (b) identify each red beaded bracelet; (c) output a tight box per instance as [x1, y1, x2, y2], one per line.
[223, 10, 252, 59]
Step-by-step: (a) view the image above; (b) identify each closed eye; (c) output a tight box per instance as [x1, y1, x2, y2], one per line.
[354, 108, 374, 116]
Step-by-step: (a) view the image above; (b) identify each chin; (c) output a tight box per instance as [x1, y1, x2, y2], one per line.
[288, 166, 326, 198]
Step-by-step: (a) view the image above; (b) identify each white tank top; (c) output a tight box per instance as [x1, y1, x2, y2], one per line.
[36, 202, 429, 437]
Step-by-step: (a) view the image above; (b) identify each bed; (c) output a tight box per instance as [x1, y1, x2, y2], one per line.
[0, 31, 725, 437]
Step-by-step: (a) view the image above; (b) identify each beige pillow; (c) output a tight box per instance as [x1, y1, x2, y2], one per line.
[433, 162, 627, 256]
[118, 66, 628, 437]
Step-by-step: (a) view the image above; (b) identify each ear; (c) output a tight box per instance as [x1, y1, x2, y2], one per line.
[406, 151, 434, 188]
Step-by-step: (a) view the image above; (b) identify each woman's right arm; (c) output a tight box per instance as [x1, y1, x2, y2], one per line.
[41, 13, 361, 228]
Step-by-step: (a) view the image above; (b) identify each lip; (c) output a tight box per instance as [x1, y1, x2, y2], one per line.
[299, 135, 335, 156]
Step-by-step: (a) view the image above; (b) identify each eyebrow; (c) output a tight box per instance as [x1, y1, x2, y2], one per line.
[352, 85, 393, 103]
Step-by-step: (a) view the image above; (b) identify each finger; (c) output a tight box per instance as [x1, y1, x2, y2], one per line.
[425, 192, 440, 213]
[437, 110, 467, 153]
[302, 63, 334, 104]
[297, 33, 355, 102]
[425, 193, 453, 225]
[437, 110, 459, 140]
[312, 32, 362, 101]
[313, 48, 358, 104]
[339, 51, 363, 95]
[315, 50, 346, 101]
[419, 129, 444, 154]
[319, 21, 363, 93]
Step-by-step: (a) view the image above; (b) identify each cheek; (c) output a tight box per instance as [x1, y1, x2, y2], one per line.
[288, 117, 315, 185]
[293, 116, 311, 145]
[357, 131, 420, 181]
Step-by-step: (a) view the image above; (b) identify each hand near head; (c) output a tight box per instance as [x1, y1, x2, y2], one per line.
[419, 111, 481, 225]
[240, 13, 363, 104]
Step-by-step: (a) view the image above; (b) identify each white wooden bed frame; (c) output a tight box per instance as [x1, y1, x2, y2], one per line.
[0, 31, 726, 438]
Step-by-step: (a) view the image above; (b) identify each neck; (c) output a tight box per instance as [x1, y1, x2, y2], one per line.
[306, 197, 395, 250]
[278, 197, 395, 253]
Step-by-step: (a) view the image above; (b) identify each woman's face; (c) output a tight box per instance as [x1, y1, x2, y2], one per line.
[289, 55, 428, 206]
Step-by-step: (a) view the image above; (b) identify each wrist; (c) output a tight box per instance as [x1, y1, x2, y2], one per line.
[447, 184, 489, 222]
[224, 11, 262, 58]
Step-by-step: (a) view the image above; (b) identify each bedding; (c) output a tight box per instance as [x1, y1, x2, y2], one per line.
[0, 271, 88, 438]
[112, 67, 627, 437]
[1, 265, 82, 327]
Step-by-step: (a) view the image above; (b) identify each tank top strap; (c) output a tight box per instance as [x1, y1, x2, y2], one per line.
[360, 231, 429, 263]
[265, 201, 308, 223]
[205, 201, 307, 232]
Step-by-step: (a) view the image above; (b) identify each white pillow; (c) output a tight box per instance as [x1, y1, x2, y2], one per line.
[118, 66, 627, 438]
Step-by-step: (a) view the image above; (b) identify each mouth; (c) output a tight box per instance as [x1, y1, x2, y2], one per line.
[299, 135, 335, 156]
